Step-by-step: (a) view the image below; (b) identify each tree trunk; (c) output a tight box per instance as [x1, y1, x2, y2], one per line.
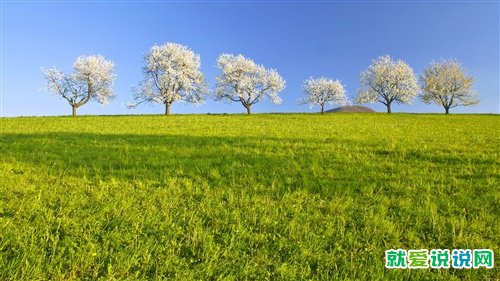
[386, 103, 392, 114]
[72, 105, 77, 117]
[321, 104, 325, 114]
[246, 105, 251, 114]
[165, 103, 171, 115]
[445, 107, 450, 114]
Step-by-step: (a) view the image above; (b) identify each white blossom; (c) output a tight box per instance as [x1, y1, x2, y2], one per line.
[420, 59, 478, 114]
[299, 77, 348, 114]
[130, 43, 207, 115]
[215, 54, 286, 114]
[356, 55, 419, 113]
[41, 55, 116, 116]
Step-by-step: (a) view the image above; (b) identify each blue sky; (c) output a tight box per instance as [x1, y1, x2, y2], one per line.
[1, 1, 499, 116]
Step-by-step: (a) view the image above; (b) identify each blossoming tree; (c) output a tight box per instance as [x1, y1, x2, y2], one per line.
[42, 55, 116, 117]
[420, 59, 478, 114]
[299, 77, 348, 114]
[215, 54, 286, 114]
[129, 43, 207, 115]
[356, 55, 419, 113]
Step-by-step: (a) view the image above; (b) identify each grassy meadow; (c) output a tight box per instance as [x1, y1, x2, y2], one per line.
[0, 113, 498, 280]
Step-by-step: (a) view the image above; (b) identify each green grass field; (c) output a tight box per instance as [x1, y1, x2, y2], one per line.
[1, 113, 498, 280]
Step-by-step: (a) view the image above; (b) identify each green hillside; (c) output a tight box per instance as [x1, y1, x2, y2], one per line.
[1, 114, 498, 280]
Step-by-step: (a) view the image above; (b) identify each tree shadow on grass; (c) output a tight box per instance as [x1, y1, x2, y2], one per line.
[2, 132, 375, 195]
[3, 132, 493, 195]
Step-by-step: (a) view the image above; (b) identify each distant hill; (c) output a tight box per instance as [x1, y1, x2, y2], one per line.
[325, 105, 375, 113]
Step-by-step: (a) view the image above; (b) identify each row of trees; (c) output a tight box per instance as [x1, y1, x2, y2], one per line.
[357, 55, 478, 114]
[42, 43, 479, 116]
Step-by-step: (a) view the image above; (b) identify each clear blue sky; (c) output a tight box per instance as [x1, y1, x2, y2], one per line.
[1, 1, 499, 116]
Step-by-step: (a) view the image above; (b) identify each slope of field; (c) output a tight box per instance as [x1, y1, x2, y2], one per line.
[1, 114, 498, 280]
